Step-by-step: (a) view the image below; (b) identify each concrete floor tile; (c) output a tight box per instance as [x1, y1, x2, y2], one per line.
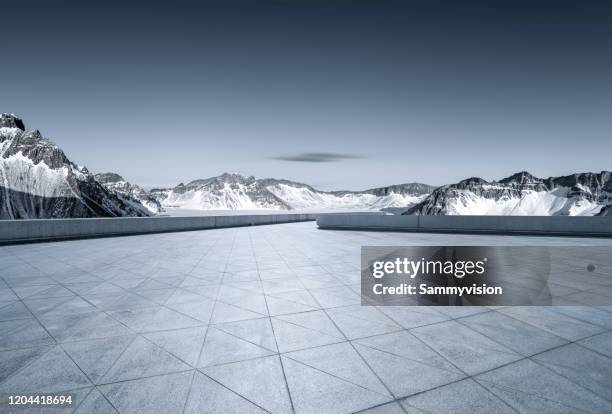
[74, 388, 118, 414]
[0, 346, 92, 393]
[377, 306, 450, 329]
[354, 332, 465, 398]
[165, 299, 216, 324]
[578, 331, 612, 358]
[498, 307, 605, 341]
[411, 320, 522, 375]
[218, 293, 269, 315]
[202, 355, 293, 414]
[100, 371, 193, 414]
[41, 311, 133, 342]
[198, 327, 275, 367]
[400, 379, 515, 414]
[308, 286, 362, 308]
[0, 287, 18, 302]
[266, 290, 320, 315]
[327, 306, 402, 340]
[184, 371, 267, 413]
[215, 317, 278, 352]
[0, 345, 52, 383]
[12, 284, 74, 300]
[100, 336, 192, 383]
[285, 341, 391, 396]
[476, 359, 612, 413]
[63, 335, 137, 383]
[0, 301, 32, 321]
[24, 296, 98, 317]
[272, 312, 345, 353]
[144, 327, 207, 367]
[356, 402, 405, 414]
[532, 343, 612, 400]
[282, 355, 392, 414]
[0, 318, 55, 350]
[552, 306, 612, 330]
[210, 302, 266, 324]
[458, 311, 568, 356]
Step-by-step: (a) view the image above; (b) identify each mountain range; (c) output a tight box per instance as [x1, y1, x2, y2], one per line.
[148, 173, 433, 212]
[405, 171, 612, 216]
[1, 113, 610, 219]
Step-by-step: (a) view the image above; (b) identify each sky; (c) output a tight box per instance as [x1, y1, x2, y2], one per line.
[2, 0, 611, 190]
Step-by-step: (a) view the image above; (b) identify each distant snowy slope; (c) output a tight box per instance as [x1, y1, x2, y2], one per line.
[154, 173, 433, 211]
[160, 173, 291, 210]
[264, 180, 432, 210]
[0, 114, 151, 219]
[95, 172, 163, 214]
[404, 171, 612, 216]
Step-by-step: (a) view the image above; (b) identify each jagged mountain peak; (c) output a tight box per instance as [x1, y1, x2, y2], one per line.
[163, 172, 290, 210]
[499, 171, 541, 185]
[220, 171, 249, 179]
[258, 177, 317, 191]
[1, 123, 71, 170]
[184, 172, 255, 188]
[552, 171, 612, 188]
[0, 113, 25, 130]
[368, 182, 436, 195]
[94, 171, 163, 214]
[454, 176, 489, 188]
[94, 172, 125, 184]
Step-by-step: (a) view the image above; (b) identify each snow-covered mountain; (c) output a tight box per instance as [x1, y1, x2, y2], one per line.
[404, 171, 612, 216]
[154, 173, 434, 211]
[94, 172, 163, 214]
[0, 114, 151, 219]
[265, 179, 433, 210]
[156, 173, 290, 210]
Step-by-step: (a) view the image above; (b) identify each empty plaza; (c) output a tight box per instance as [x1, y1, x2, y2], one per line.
[1, 222, 612, 413]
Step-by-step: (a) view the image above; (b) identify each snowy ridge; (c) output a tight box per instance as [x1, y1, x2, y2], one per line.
[94, 172, 163, 214]
[265, 183, 428, 210]
[154, 173, 433, 211]
[160, 173, 290, 210]
[404, 171, 612, 216]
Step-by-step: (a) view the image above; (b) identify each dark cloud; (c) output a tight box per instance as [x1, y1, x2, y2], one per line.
[272, 152, 364, 163]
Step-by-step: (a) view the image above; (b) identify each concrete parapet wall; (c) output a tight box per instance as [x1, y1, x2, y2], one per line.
[0, 214, 317, 244]
[317, 214, 612, 237]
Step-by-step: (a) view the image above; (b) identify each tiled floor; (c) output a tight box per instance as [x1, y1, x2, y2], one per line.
[0, 222, 611, 413]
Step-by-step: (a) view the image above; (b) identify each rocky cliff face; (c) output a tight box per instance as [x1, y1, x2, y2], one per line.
[404, 171, 612, 216]
[0, 114, 151, 219]
[598, 205, 611, 216]
[94, 172, 163, 214]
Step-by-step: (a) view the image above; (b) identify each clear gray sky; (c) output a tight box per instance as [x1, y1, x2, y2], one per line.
[2, 0, 611, 190]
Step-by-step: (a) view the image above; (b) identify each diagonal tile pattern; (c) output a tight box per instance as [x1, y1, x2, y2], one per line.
[0, 221, 611, 413]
